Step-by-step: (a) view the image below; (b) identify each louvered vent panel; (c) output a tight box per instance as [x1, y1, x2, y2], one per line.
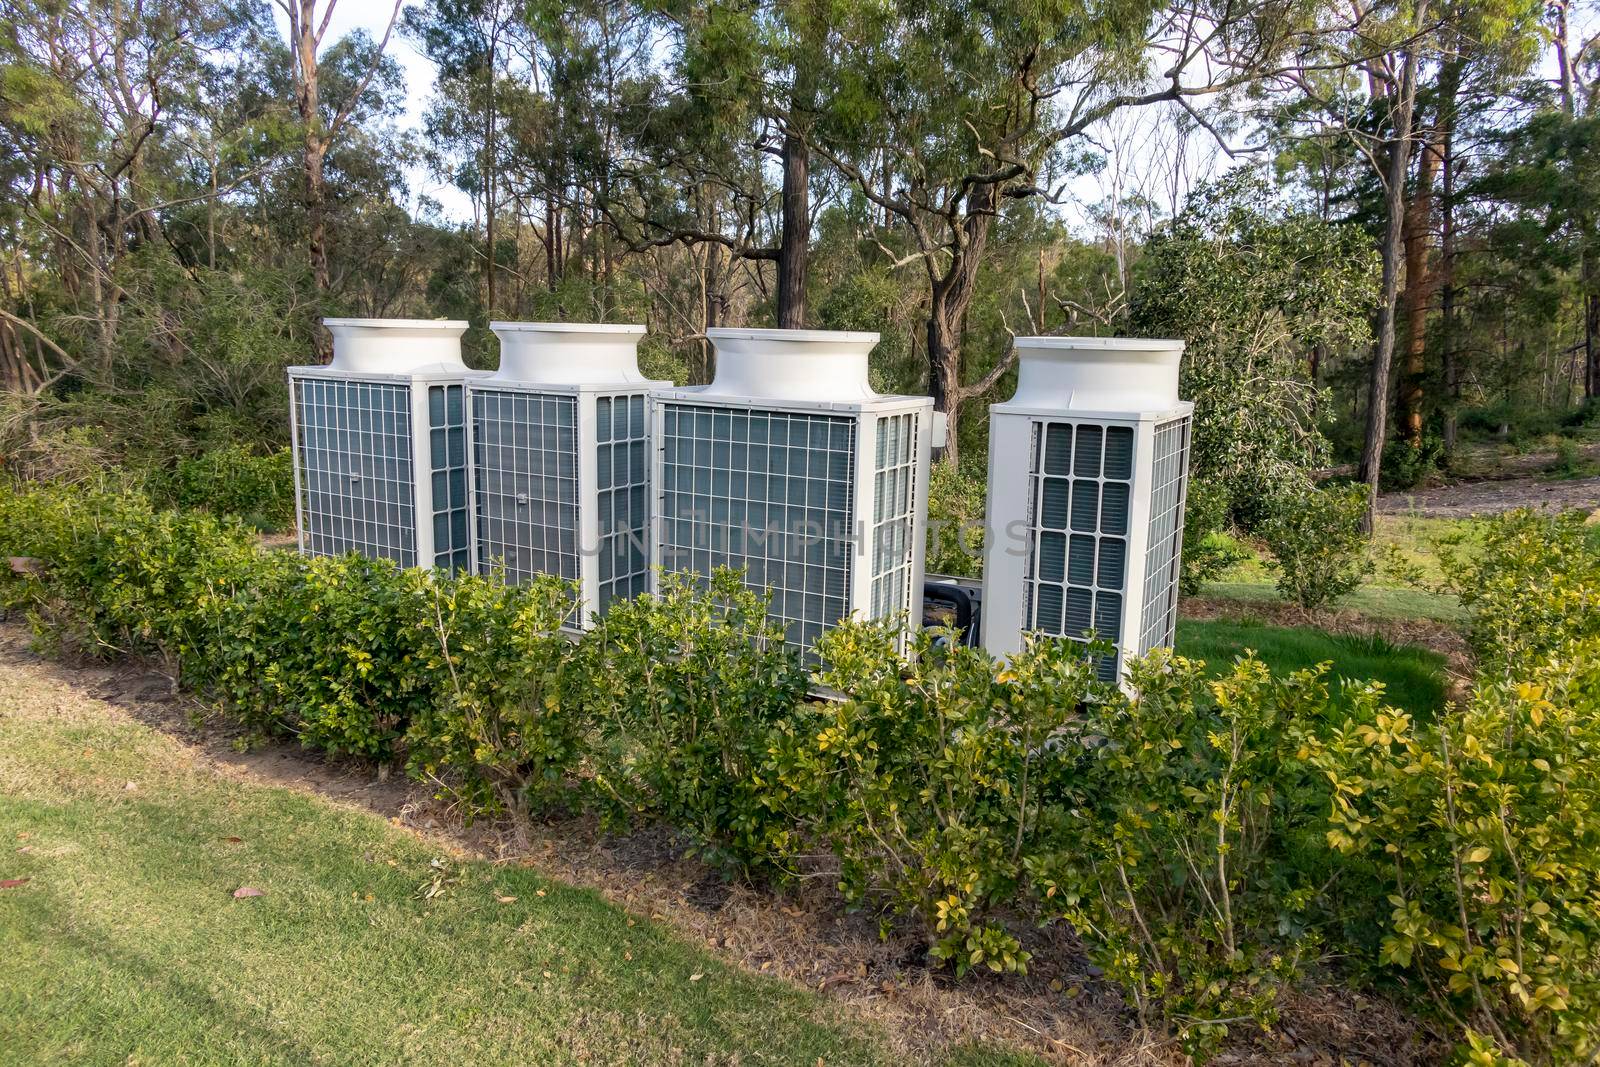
[659, 403, 856, 657]
[595, 393, 651, 613]
[869, 412, 919, 626]
[472, 390, 580, 588]
[1024, 420, 1137, 682]
[1139, 416, 1191, 654]
[427, 384, 470, 573]
[293, 378, 417, 567]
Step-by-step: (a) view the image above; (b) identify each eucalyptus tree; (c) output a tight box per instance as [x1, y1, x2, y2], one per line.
[274, 0, 404, 296]
[405, 0, 518, 314]
[799, 0, 1327, 461]
[0, 0, 264, 382]
[582, 0, 837, 329]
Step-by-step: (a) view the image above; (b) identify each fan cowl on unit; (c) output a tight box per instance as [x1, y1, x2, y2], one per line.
[980, 336, 1194, 682]
[1005, 336, 1183, 414]
[698, 327, 880, 402]
[487, 321, 650, 386]
[322, 318, 470, 375]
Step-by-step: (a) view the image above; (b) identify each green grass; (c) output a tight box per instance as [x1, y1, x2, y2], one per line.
[1198, 581, 1466, 623]
[0, 694, 1030, 1066]
[1201, 513, 1476, 623]
[1176, 618, 1452, 717]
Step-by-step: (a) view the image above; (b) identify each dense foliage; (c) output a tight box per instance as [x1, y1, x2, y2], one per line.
[5, 482, 1599, 1062]
[1259, 483, 1375, 609]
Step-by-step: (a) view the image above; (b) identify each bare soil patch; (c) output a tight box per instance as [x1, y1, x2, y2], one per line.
[0, 618, 1439, 1065]
[1378, 473, 1600, 520]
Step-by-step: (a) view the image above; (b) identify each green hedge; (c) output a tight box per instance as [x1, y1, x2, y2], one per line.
[2, 481, 1598, 1064]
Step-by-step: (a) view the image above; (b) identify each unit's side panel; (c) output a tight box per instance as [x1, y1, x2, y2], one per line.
[425, 382, 470, 573]
[1137, 415, 1192, 655]
[867, 409, 919, 636]
[288, 374, 306, 556]
[978, 412, 1036, 658]
[1023, 419, 1136, 682]
[594, 391, 651, 616]
[293, 377, 417, 567]
[657, 402, 856, 659]
[471, 389, 580, 593]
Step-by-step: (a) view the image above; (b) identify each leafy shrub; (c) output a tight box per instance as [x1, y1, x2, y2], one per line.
[1547, 438, 1598, 480]
[262, 556, 442, 759]
[1311, 641, 1600, 1065]
[581, 568, 809, 873]
[1380, 434, 1444, 491]
[1260, 483, 1373, 609]
[162, 445, 294, 529]
[1443, 509, 1600, 676]
[1180, 476, 1251, 595]
[405, 573, 583, 817]
[798, 623, 1105, 976]
[1029, 653, 1355, 1057]
[0, 483, 258, 672]
[925, 460, 986, 578]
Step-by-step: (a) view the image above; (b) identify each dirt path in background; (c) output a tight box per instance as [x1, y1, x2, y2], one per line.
[1378, 473, 1600, 519]
[0, 620, 1438, 1066]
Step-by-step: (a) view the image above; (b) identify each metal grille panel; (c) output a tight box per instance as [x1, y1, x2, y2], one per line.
[659, 403, 856, 657]
[472, 390, 580, 588]
[595, 392, 651, 614]
[1139, 416, 1192, 654]
[870, 413, 918, 624]
[428, 384, 470, 573]
[1025, 420, 1136, 682]
[293, 377, 417, 567]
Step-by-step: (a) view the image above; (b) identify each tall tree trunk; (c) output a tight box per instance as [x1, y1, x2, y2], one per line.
[1360, 15, 1426, 533]
[926, 302, 963, 460]
[1399, 125, 1440, 448]
[484, 33, 497, 317]
[1550, 0, 1597, 398]
[776, 126, 808, 329]
[700, 239, 725, 385]
[1439, 61, 1462, 453]
[1585, 251, 1600, 399]
[304, 140, 330, 297]
[290, 1, 330, 299]
[925, 186, 999, 464]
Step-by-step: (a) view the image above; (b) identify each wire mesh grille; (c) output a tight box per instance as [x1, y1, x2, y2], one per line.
[869, 412, 919, 625]
[595, 392, 651, 614]
[428, 384, 470, 573]
[293, 377, 417, 567]
[472, 389, 580, 589]
[1024, 420, 1136, 682]
[658, 403, 856, 657]
[1139, 416, 1192, 655]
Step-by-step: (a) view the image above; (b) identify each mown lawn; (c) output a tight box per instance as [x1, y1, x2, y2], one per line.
[1201, 513, 1475, 623]
[0, 685, 1033, 1067]
[1176, 618, 1452, 717]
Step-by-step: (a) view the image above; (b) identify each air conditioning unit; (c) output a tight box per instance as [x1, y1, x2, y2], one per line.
[468, 322, 663, 625]
[651, 328, 933, 658]
[980, 337, 1193, 681]
[288, 319, 481, 571]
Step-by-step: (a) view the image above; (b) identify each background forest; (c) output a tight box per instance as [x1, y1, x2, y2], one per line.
[0, 0, 1596, 539]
